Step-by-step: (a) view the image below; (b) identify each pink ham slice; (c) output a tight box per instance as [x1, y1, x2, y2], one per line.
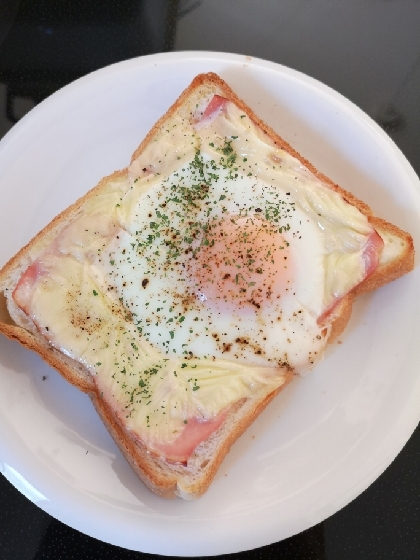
[195, 95, 228, 127]
[13, 259, 46, 316]
[147, 409, 229, 464]
[318, 229, 384, 324]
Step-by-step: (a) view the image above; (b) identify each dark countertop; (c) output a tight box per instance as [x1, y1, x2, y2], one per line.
[1, 1, 420, 558]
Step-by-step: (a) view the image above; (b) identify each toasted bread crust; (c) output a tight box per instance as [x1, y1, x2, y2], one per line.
[0, 73, 414, 498]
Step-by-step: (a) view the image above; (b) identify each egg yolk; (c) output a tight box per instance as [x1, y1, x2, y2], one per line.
[187, 216, 292, 311]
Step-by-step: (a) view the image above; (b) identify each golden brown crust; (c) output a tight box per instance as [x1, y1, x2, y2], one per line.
[0, 72, 414, 499]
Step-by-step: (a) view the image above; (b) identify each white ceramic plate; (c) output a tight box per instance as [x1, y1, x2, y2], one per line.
[0, 52, 419, 556]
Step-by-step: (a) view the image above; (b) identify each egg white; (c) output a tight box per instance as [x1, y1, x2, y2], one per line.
[92, 154, 328, 371]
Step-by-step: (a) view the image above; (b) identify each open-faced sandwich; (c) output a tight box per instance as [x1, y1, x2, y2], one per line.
[0, 73, 414, 498]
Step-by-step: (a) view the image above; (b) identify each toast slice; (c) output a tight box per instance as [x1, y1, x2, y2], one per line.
[0, 73, 414, 499]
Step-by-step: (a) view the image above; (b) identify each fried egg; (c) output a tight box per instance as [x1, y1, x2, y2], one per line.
[96, 159, 327, 372]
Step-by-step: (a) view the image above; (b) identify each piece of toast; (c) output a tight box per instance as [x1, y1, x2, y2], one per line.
[0, 73, 414, 499]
